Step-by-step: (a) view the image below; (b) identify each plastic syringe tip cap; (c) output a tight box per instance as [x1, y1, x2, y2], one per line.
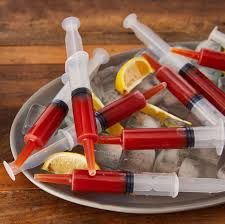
[3, 161, 21, 181]
[143, 82, 167, 100]
[170, 48, 200, 61]
[93, 48, 110, 64]
[142, 52, 162, 70]
[14, 141, 36, 168]
[82, 138, 96, 176]
[61, 17, 80, 31]
[123, 13, 138, 29]
[34, 173, 72, 186]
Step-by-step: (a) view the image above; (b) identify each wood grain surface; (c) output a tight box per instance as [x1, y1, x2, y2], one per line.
[1, 0, 225, 223]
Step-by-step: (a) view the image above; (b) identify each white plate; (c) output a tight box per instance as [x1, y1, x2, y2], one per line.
[10, 46, 225, 213]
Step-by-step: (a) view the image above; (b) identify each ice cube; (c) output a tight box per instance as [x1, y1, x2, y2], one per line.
[162, 91, 180, 107]
[125, 112, 161, 128]
[189, 148, 219, 166]
[217, 164, 225, 179]
[178, 158, 217, 178]
[153, 149, 189, 173]
[119, 150, 155, 172]
[95, 144, 122, 170]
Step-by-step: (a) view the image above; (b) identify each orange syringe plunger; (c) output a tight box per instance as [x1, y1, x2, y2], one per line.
[171, 47, 225, 71]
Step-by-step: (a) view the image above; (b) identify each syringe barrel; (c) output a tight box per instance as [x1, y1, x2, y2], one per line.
[122, 128, 189, 150]
[72, 170, 179, 197]
[193, 119, 225, 155]
[24, 100, 68, 148]
[96, 91, 146, 131]
[72, 88, 98, 143]
[53, 82, 71, 104]
[155, 66, 198, 106]
[190, 98, 225, 126]
[198, 49, 225, 71]
[72, 170, 126, 193]
[62, 17, 83, 58]
[179, 63, 225, 115]
[66, 51, 91, 90]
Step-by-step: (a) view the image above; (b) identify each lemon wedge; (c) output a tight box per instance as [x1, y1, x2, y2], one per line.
[141, 104, 191, 127]
[42, 152, 100, 174]
[115, 56, 154, 94]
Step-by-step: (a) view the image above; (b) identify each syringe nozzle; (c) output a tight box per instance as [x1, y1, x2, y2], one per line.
[61, 17, 80, 31]
[34, 173, 72, 185]
[142, 52, 162, 70]
[143, 82, 167, 100]
[170, 48, 200, 61]
[82, 138, 96, 176]
[123, 13, 138, 28]
[14, 141, 37, 168]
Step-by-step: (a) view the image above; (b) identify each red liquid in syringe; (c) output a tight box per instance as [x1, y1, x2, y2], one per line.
[98, 127, 190, 150]
[96, 83, 166, 131]
[15, 100, 68, 168]
[171, 47, 225, 71]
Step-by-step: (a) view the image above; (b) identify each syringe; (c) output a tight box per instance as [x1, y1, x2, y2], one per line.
[3, 81, 70, 174]
[63, 16, 102, 176]
[6, 84, 165, 180]
[64, 52, 96, 176]
[123, 14, 225, 115]
[34, 170, 225, 197]
[4, 17, 106, 178]
[171, 47, 225, 71]
[98, 119, 225, 156]
[142, 53, 225, 126]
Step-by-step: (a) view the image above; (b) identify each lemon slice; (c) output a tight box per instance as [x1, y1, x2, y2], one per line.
[92, 92, 123, 135]
[92, 92, 105, 111]
[141, 104, 191, 127]
[42, 152, 100, 174]
[115, 56, 154, 94]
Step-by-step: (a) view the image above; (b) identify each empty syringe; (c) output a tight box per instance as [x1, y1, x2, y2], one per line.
[142, 53, 225, 126]
[98, 119, 225, 156]
[34, 170, 225, 197]
[123, 14, 225, 115]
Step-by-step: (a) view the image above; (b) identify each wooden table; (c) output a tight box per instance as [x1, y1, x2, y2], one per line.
[1, 1, 225, 223]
